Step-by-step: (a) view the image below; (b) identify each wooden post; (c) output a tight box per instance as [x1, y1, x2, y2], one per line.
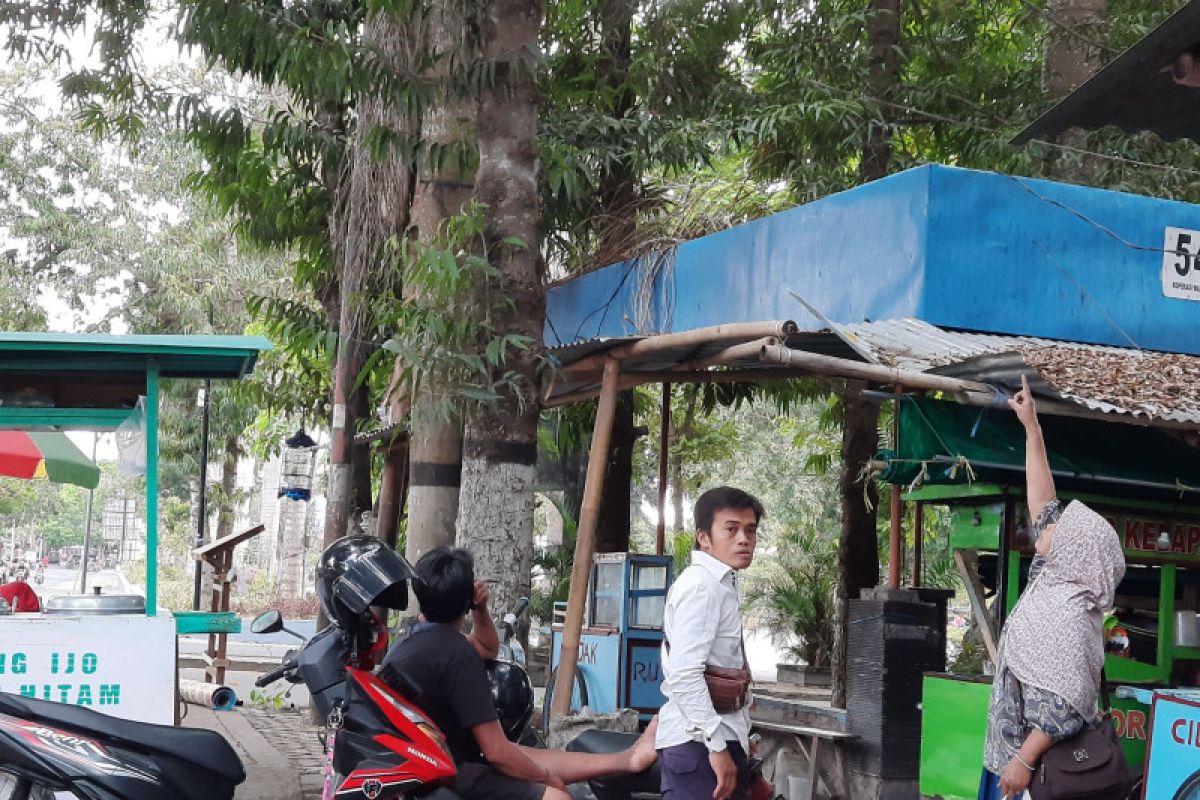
[889, 487, 903, 589]
[888, 386, 903, 589]
[655, 383, 671, 555]
[552, 358, 621, 719]
[194, 524, 266, 686]
[955, 550, 998, 663]
[376, 433, 410, 549]
[911, 501, 924, 587]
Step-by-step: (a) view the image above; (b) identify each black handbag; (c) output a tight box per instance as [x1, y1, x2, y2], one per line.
[1023, 671, 1131, 800]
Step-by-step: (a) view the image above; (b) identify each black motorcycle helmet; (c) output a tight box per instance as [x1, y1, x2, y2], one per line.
[486, 660, 534, 742]
[315, 535, 415, 637]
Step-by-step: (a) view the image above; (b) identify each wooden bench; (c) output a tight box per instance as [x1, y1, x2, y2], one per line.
[752, 719, 858, 800]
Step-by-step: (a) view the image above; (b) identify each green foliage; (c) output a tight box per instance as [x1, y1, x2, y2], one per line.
[531, 493, 578, 622]
[248, 687, 288, 710]
[370, 203, 539, 418]
[671, 530, 694, 577]
[747, 528, 838, 667]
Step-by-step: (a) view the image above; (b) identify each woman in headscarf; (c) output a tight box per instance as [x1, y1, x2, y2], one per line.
[978, 375, 1127, 800]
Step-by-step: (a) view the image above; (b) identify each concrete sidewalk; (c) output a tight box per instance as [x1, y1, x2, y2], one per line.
[182, 704, 325, 799]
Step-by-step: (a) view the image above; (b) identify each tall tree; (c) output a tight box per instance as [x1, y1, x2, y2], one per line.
[455, 0, 545, 612]
[1043, 0, 1107, 180]
[325, 7, 420, 544]
[859, 0, 902, 184]
[403, 0, 483, 562]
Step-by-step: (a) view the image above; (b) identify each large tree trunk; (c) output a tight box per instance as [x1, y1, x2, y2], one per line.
[832, 386, 882, 709]
[830, 1, 902, 709]
[215, 436, 239, 543]
[1044, 0, 1106, 180]
[859, 0, 901, 184]
[323, 8, 418, 548]
[595, 391, 634, 553]
[455, 0, 543, 615]
[404, 0, 479, 564]
[376, 435, 409, 549]
[595, 0, 637, 265]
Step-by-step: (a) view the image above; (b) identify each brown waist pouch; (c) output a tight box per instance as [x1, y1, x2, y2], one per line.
[704, 664, 752, 714]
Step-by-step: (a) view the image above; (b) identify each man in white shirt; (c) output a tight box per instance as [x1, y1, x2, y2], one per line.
[656, 486, 762, 800]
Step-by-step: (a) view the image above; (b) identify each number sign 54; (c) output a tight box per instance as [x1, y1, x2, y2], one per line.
[1162, 226, 1200, 301]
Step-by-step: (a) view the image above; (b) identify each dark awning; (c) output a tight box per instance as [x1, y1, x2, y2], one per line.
[1014, 1, 1200, 144]
[877, 397, 1200, 502]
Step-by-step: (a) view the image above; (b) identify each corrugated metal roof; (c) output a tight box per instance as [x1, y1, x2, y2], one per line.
[841, 319, 1200, 425]
[546, 317, 1200, 426]
[1014, 1, 1200, 144]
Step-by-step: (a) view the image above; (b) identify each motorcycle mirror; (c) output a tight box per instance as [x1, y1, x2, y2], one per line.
[251, 609, 284, 634]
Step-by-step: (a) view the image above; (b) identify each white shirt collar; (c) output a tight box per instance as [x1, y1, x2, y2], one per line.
[691, 549, 737, 583]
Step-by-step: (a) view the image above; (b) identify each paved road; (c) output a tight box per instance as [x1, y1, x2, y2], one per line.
[26, 563, 124, 597]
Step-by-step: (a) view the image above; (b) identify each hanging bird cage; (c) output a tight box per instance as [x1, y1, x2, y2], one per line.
[279, 429, 318, 501]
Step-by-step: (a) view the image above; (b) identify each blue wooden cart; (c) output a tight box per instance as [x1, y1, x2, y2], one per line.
[546, 552, 673, 730]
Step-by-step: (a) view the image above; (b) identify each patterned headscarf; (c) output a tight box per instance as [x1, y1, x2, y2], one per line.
[1000, 500, 1126, 718]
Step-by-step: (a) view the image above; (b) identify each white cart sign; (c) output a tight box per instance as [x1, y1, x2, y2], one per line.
[0, 614, 175, 724]
[1162, 226, 1200, 301]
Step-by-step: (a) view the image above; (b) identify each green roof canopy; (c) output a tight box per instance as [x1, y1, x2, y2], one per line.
[878, 397, 1200, 501]
[0, 332, 270, 615]
[0, 332, 269, 379]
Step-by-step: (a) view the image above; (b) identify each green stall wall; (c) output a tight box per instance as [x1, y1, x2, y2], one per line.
[920, 675, 1150, 798]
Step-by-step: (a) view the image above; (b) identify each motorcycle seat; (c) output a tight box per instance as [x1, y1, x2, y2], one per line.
[566, 730, 660, 794]
[0, 692, 244, 782]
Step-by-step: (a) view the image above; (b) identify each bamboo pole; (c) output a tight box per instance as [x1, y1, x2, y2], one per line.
[546, 367, 818, 407]
[656, 383, 671, 555]
[551, 358, 621, 720]
[758, 343, 993, 395]
[561, 322, 798, 374]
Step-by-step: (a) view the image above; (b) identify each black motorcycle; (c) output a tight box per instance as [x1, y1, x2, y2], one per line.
[0, 692, 244, 800]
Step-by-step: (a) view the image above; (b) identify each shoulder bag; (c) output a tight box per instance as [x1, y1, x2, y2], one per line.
[1022, 671, 1131, 800]
[664, 634, 752, 715]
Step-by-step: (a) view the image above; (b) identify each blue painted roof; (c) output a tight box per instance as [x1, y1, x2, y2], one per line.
[545, 165, 1200, 356]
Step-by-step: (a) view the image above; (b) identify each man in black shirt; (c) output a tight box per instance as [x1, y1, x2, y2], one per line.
[382, 547, 656, 800]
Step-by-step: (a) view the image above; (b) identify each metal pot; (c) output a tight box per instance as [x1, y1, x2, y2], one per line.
[1176, 611, 1200, 648]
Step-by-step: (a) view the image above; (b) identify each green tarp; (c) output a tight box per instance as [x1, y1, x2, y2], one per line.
[878, 398, 1200, 498]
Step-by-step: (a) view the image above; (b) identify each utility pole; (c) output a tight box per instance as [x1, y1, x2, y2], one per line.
[79, 433, 99, 594]
[192, 381, 212, 609]
[193, 300, 215, 610]
[118, 498, 130, 563]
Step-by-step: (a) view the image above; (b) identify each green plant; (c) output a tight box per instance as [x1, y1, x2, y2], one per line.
[531, 493, 578, 623]
[747, 529, 837, 668]
[248, 687, 287, 711]
[671, 530, 694, 577]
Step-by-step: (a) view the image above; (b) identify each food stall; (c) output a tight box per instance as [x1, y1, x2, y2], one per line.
[871, 398, 1200, 799]
[0, 333, 268, 724]
[547, 552, 673, 729]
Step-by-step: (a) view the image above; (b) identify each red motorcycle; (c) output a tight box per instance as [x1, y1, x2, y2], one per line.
[251, 535, 463, 800]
